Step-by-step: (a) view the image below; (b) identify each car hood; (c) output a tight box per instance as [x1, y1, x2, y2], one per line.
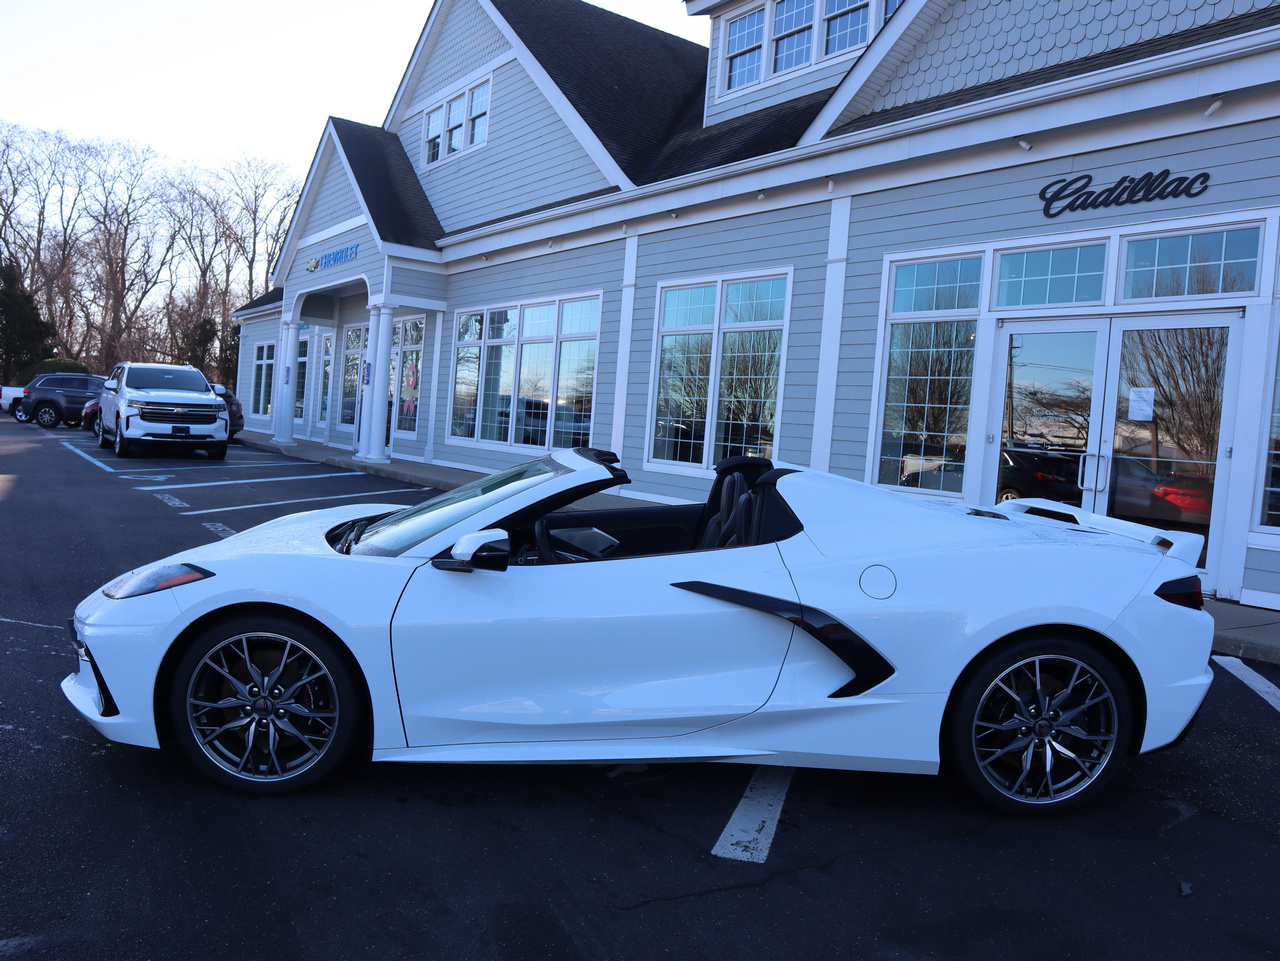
[127, 388, 221, 405]
[171, 503, 409, 564]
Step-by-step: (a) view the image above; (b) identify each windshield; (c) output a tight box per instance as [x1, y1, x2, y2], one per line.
[126, 368, 210, 391]
[352, 456, 566, 556]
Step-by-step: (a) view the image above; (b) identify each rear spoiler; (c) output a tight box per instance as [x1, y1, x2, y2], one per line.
[990, 498, 1204, 567]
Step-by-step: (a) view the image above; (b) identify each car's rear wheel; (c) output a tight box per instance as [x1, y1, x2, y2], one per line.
[948, 637, 1131, 815]
[113, 419, 131, 457]
[171, 616, 359, 794]
[34, 403, 60, 429]
[997, 488, 1022, 502]
[12, 403, 30, 422]
[91, 414, 102, 439]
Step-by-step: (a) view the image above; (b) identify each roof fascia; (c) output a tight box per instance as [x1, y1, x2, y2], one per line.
[384, 0, 454, 131]
[684, 0, 731, 14]
[438, 29, 1280, 252]
[475, 0, 637, 190]
[271, 122, 378, 288]
[799, 0, 951, 146]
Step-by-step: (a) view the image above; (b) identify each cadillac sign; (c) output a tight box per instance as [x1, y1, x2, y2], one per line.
[1038, 169, 1210, 218]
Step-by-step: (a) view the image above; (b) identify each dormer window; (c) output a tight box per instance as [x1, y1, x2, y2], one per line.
[723, 0, 875, 94]
[424, 79, 490, 165]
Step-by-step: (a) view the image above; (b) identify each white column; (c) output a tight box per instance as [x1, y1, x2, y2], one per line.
[270, 316, 299, 446]
[366, 304, 395, 463]
[354, 306, 382, 460]
[810, 195, 852, 472]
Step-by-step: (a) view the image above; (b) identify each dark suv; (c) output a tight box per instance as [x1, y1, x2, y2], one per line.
[20, 373, 106, 429]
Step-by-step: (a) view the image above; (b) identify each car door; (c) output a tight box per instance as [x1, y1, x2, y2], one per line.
[390, 543, 798, 746]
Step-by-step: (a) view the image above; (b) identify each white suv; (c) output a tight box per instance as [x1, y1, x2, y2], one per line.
[99, 362, 229, 459]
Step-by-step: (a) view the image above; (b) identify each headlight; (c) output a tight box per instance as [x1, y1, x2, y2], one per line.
[103, 563, 215, 599]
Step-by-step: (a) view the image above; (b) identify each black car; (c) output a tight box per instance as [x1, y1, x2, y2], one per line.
[19, 373, 106, 429]
[212, 385, 244, 438]
[996, 448, 1082, 505]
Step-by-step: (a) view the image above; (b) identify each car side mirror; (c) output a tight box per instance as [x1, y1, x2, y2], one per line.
[432, 528, 509, 573]
[211, 384, 227, 396]
[103, 379, 118, 391]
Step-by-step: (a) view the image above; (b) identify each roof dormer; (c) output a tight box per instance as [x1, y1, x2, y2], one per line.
[688, 0, 901, 125]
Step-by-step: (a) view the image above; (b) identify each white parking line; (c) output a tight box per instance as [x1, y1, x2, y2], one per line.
[711, 766, 794, 863]
[61, 442, 116, 472]
[0, 615, 63, 631]
[134, 472, 363, 491]
[179, 488, 422, 515]
[1213, 655, 1280, 713]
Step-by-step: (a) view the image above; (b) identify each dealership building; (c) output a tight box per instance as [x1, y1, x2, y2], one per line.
[233, 0, 1280, 606]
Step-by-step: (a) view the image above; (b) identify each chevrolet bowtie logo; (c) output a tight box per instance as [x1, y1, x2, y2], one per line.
[306, 258, 319, 272]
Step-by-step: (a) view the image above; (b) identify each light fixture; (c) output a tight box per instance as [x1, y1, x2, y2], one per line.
[1204, 98, 1224, 117]
[669, 210, 679, 218]
[757, 191, 766, 200]
[1016, 137, 1033, 151]
[827, 179, 835, 193]
[479, 254, 488, 261]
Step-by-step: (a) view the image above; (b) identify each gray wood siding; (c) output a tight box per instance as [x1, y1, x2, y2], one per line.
[831, 116, 1280, 480]
[406, 0, 511, 115]
[301, 150, 362, 236]
[624, 203, 832, 501]
[429, 240, 626, 475]
[413, 60, 613, 233]
[1244, 547, 1280, 595]
[390, 266, 447, 303]
[867, 0, 1268, 116]
[284, 224, 381, 300]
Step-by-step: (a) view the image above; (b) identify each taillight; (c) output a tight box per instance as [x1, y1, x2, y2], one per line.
[22, 388, 30, 396]
[1156, 575, 1203, 610]
[1033, 472, 1067, 482]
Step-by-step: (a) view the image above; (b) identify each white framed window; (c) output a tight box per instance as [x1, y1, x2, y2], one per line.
[449, 294, 600, 450]
[251, 343, 274, 417]
[648, 273, 789, 470]
[293, 338, 308, 421]
[424, 79, 490, 165]
[995, 243, 1107, 308]
[318, 333, 333, 426]
[723, 0, 875, 93]
[1120, 225, 1261, 301]
[891, 257, 983, 315]
[396, 318, 425, 434]
[340, 326, 367, 427]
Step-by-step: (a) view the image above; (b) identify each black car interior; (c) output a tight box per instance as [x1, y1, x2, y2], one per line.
[498, 455, 804, 566]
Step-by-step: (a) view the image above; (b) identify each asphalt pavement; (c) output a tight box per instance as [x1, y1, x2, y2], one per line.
[237, 427, 1280, 668]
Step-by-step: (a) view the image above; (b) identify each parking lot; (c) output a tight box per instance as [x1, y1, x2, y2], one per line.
[2, 416, 1280, 960]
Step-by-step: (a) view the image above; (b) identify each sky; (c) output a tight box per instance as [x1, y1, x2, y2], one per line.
[0, 0, 710, 180]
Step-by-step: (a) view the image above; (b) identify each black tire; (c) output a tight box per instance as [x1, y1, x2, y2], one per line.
[206, 442, 228, 460]
[98, 419, 112, 448]
[113, 419, 131, 457]
[170, 615, 361, 794]
[90, 413, 102, 440]
[34, 403, 60, 429]
[13, 403, 31, 423]
[947, 636, 1132, 815]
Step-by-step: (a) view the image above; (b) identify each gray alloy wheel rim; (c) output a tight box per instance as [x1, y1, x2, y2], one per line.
[35, 405, 59, 428]
[92, 416, 102, 439]
[14, 405, 30, 422]
[185, 632, 340, 782]
[971, 655, 1118, 805]
[114, 421, 125, 454]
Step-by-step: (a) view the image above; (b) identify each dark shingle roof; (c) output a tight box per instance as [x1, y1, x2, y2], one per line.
[487, 0, 709, 183]
[329, 117, 445, 249]
[829, 4, 1280, 139]
[234, 287, 284, 314]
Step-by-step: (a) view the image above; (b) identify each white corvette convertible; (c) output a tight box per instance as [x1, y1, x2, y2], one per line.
[64, 448, 1214, 813]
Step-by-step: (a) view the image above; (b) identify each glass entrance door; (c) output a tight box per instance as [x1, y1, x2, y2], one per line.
[992, 316, 1234, 569]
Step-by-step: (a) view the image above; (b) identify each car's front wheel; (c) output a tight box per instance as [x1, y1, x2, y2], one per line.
[206, 442, 227, 460]
[170, 616, 360, 794]
[34, 403, 60, 429]
[948, 637, 1132, 815]
[113, 420, 131, 457]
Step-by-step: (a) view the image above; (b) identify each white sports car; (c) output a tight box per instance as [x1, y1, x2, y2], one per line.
[63, 448, 1214, 813]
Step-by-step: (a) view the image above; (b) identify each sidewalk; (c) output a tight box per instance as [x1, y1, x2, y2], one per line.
[237, 429, 1280, 667]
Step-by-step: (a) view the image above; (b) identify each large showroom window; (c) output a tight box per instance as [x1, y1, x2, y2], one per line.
[1262, 350, 1280, 528]
[650, 276, 786, 468]
[878, 257, 981, 493]
[396, 319, 425, 434]
[1122, 226, 1260, 299]
[251, 343, 274, 417]
[450, 295, 599, 449]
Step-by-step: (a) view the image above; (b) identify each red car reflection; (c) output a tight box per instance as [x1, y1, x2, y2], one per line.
[1152, 473, 1213, 523]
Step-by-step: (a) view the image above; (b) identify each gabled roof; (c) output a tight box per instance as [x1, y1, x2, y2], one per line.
[232, 286, 284, 318]
[328, 118, 445, 250]
[487, 0, 709, 185]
